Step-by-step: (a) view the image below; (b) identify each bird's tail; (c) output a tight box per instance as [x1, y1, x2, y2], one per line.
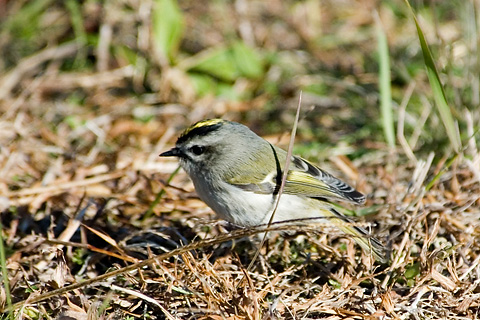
[329, 208, 389, 264]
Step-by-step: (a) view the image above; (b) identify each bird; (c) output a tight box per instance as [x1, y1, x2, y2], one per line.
[160, 119, 387, 263]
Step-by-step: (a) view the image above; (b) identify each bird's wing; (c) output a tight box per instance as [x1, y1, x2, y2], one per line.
[282, 155, 366, 204]
[227, 154, 365, 204]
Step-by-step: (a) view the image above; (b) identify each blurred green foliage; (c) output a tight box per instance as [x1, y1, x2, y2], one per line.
[0, 0, 478, 157]
[152, 0, 185, 63]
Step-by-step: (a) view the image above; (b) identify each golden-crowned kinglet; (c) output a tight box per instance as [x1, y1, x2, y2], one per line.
[160, 119, 387, 263]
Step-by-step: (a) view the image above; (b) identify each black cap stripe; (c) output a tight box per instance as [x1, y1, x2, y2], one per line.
[177, 119, 224, 144]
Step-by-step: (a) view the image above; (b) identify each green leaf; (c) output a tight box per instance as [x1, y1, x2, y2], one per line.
[216, 82, 241, 100]
[328, 278, 342, 289]
[231, 41, 264, 79]
[181, 42, 263, 85]
[152, 0, 185, 63]
[405, 262, 421, 279]
[186, 47, 238, 82]
[187, 73, 217, 96]
[404, 0, 461, 153]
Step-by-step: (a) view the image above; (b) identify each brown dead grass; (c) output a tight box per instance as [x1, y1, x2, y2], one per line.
[1, 0, 479, 319]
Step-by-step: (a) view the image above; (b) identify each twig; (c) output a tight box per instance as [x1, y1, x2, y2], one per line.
[108, 284, 178, 320]
[1, 223, 323, 313]
[397, 81, 417, 163]
[0, 42, 80, 101]
[246, 91, 303, 273]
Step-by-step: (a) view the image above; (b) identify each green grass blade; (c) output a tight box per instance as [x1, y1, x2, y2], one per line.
[375, 12, 395, 149]
[0, 224, 12, 315]
[144, 165, 181, 219]
[2, 0, 55, 39]
[152, 0, 185, 64]
[65, 0, 88, 69]
[404, 0, 461, 153]
[425, 154, 458, 191]
[65, 0, 88, 45]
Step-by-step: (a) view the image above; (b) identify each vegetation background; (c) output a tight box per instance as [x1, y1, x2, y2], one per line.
[0, 0, 479, 318]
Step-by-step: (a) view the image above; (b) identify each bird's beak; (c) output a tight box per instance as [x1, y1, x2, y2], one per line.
[160, 147, 182, 157]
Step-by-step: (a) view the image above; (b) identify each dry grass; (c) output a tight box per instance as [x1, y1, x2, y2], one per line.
[1, 0, 479, 319]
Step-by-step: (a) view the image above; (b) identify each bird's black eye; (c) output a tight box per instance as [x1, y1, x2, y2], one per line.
[189, 145, 205, 155]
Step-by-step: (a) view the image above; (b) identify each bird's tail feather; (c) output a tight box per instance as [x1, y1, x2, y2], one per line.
[329, 208, 388, 264]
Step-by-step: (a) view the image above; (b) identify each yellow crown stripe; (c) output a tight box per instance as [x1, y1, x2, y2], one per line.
[177, 119, 226, 144]
[183, 119, 224, 136]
